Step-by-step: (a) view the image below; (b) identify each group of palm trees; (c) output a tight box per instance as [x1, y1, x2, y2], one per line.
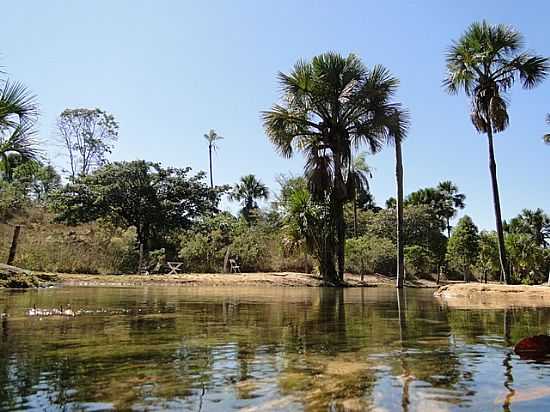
[259, 21, 548, 287]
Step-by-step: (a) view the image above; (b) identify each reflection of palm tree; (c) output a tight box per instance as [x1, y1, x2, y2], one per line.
[397, 289, 412, 411]
[502, 309, 515, 411]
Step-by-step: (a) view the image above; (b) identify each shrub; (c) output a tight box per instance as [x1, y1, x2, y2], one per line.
[345, 236, 396, 275]
[404, 245, 435, 275]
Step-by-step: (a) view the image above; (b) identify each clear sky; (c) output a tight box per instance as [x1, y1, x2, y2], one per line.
[2, 1, 548, 229]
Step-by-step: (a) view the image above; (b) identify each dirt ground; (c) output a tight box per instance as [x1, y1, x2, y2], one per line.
[434, 282, 550, 309]
[57, 272, 441, 288]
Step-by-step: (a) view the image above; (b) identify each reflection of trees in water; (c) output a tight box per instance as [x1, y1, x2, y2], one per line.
[1, 289, 550, 411]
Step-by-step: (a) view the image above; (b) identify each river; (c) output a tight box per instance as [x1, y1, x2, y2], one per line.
[0, 286, 549, 411]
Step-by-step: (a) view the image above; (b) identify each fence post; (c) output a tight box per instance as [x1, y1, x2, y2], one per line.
[7, 225, 21, 265]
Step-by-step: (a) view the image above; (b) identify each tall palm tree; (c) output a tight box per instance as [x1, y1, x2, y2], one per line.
[230, 174, 269, 221]
[0, 81, 39, 181]
[444, 21, 549, 284]
[263, 52, 408, 284]
[351, 152, 373, 238]
[203, 129, 223, 188]
[392, 130, 406, 288]
[437, 180, 466, 238]
[544, 114, 550, 144]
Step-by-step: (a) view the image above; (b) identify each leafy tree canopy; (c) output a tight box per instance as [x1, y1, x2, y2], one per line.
[50, 160, 224, 249]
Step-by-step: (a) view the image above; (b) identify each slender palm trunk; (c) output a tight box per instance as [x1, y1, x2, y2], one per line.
[353, 194, 358, 238]
[335, 199, 345, 283]
[395, 139, 405, 288]
[446, 218, 451, 239]
[208, 144, 214, 188]
[486, 127, 510, 284]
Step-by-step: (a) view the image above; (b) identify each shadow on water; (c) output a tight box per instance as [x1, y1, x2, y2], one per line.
[0, 286, 549, 411]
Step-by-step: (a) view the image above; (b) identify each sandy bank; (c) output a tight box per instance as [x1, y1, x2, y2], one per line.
[434, 283, 550, 309]
[57, 272, 440, 288]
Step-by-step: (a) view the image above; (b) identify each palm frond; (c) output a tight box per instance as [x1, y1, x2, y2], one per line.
[0, 80, 38, 127]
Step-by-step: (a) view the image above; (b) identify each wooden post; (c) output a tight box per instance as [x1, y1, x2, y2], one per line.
[7, 225, 21, 265]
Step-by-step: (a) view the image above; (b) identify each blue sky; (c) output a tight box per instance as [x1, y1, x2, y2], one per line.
[2, 1, 548, 229]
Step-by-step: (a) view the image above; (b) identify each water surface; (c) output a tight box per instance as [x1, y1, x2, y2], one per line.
[0, 286, 549, 411]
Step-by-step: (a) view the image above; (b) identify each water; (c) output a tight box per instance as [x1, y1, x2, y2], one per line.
[0, 286, 549, 411]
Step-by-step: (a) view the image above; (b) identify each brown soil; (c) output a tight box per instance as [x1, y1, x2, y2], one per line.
[434, 283, 550, 309]
[57, 272, 441, 288]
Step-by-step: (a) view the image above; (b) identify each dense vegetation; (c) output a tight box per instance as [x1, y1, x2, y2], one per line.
[1, 21, 549, 285]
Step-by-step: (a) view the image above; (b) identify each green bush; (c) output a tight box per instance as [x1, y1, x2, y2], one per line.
[345, 236, 396, 275]
[404, 245, 435, 275]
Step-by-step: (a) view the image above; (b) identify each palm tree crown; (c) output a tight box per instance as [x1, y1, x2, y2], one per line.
[230, 174, 269, 219]
[263, 52, 407, 200]
[203, 129, 224, 150]
[444, 21, 549, 133]
[0, 80, 40, 181]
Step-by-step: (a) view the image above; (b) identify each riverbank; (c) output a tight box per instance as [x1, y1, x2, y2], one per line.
[57, 272, 441, 288]
[0, 264, 58, 288]
[435, 283, 550, 309]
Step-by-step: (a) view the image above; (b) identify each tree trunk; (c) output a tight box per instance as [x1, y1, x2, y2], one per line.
[138, 242, 144, 274]
[319, 245, 337, 285]
[353, 194, 358, 238]
[7, 225, 21, 265]
[486, 127, 510, 284]
[395, 140, 405, 288]
[334, 198, 345, 284]
[446, 217, 451, 239]
[208, 144, 214, 188]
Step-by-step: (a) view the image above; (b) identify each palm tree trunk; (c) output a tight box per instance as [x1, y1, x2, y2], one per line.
[335, 199, 345, 283]
[486, 127, 510, 284]
[395, 139, 405, 288]
[208, 144, 214, 188]
[353, 194, 358, 238]
[446, 217, 451, 239]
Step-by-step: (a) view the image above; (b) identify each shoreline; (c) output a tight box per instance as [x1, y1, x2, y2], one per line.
[54, 272, 443, 288]
[435, 283, 550, 309]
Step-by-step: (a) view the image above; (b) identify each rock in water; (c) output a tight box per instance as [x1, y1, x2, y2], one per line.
[514, 335, 550, 358]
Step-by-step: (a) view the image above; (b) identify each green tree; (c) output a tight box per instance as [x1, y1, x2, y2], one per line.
[263, 52, 408, 284]
[50, 160, 221, 254]
[476, 231, 501, 282]
[507, 208, 550, 248]
[56, 108, 119, 179]
[281, 186, 335, 282]
[350, 152, 373, 237]
[0, 81, 40, 182]
[444, 21, 549, 284]
[229, 174, 269, 221]
[437, 181, 466, 238]
[505, 233, 546, 284]
[203, 129, 223, 188]
[446, 215, 480, 281]
[11, 160, 61, 202]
